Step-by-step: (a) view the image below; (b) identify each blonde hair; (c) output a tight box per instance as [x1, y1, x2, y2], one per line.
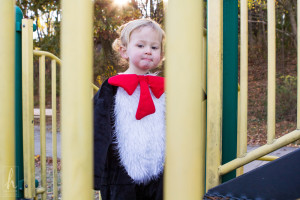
[112, 18, 165, 55]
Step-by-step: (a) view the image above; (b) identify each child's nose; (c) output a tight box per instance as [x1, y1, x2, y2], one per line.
[145, 46, 152, 54]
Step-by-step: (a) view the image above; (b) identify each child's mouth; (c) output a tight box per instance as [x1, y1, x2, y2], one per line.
[142, 58, 152, 61]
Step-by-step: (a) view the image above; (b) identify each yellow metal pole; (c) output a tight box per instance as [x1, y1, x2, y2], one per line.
[201, 27, 207, 188]
[237, 0, 248, 176]
[61, 0, 93, 199]
[298, 0, 300, 129]
[239, 0, 248, 158]
[22, 19, 36, 199]
[202, 35, 207, 93]
[165, 0, 204, 199]
[236, 92, 244, 176]
[0, 1, 15, 199]
[206, 0, 223, 190]
[267, 0, 276, 144]
[35, 187, 46, 194]
[219, 129, 300, 175]
[51, 60, 58, 200]
[39, 55, 47, 200]
[258, 155, 278, 161]
[98, 191, 102, 200]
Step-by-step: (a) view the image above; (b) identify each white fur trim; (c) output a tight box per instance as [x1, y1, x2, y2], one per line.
[114, 86, 165, 184]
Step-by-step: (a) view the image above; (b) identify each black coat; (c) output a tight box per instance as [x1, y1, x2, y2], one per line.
[93, 79, 163, 200]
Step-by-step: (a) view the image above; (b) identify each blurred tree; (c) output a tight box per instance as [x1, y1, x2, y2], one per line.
[237, 0, 297, 63]
[139, 0, 165, 25]
[277, 0, 297, 47]
[16, 0, 61, 56]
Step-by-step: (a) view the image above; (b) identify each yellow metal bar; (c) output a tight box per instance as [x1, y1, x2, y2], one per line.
[35, 187, 46, 194]
[206, 0, 223, 190]
[0, 1, 15, 199]
[239, 0, 248, 157]
[298, 0, 300, 129]
[98, 191, 102, 200]
[201, 10, 207, 195]
[236, 92, 244, 176]
[202, 35, 207, 93]
[219, 129, 300, 175]
[200, 27, 207, 186]
[51, 60, 58, 200]
[39, 55, 47, 200]
[267, 0, 276, 144]
[33, 50, 61, 65]
[22, 19, 36, 199]
[258, 155, 278, 161]
[237, 0, 248, 177]
[165, 0, 204, 199]
[93, 84, 99, 92]
[61, 0, 94, 199]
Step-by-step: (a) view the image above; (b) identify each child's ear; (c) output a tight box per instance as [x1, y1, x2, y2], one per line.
[120, 46, 128, 59]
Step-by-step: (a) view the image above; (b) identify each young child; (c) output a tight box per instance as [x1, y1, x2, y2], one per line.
[93, 18, 165, 200]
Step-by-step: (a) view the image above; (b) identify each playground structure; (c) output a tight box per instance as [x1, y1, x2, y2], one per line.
[1, 0, 300, 200]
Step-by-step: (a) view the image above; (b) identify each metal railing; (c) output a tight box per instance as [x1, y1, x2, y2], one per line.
[22, 18, 58, 200]
[22, 18, 99, 200]
[206, 0, 300, 190]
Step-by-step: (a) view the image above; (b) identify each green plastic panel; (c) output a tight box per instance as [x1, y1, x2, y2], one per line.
[222, 0, 238, 183]
[15, 5, 24, 199]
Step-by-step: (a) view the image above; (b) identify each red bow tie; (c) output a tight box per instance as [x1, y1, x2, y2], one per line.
[108, 74, 165, 120]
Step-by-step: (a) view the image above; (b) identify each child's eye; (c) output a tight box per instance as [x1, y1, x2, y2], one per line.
[152, 46, 159, 50]
[137, 44, 144, 48]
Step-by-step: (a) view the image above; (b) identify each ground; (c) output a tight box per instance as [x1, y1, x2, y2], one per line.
[247, 50, 299, 147]
[34, 157, 101, 199]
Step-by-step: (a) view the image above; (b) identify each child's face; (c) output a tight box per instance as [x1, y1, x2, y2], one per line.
[121, 26, 163, 75]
